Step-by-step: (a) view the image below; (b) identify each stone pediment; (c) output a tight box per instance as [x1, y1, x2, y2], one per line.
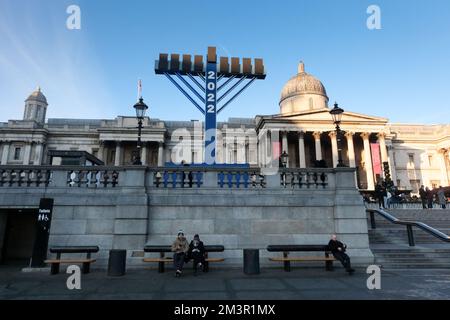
[264, 109, 389, 124]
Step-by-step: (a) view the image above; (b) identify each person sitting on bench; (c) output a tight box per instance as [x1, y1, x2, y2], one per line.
[189, 234, 206, 275]
[171, 230, 189, 277]
[328, 234, 355, 274]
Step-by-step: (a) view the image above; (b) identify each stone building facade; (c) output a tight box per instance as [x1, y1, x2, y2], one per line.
[0, 63, 449, 193]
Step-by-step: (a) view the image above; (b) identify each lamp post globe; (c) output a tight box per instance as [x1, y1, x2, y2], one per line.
[329, 102, 346, 168]
[133, 97, 149, 119]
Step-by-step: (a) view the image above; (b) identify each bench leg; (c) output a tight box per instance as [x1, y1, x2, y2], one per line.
[158, 252, 165, 273]
[283, 252, 291, 272]
[325, 252, 334, 271]
[50, 263, 60, 275]
[82, 262, 90, 274]
[204, 252, 209, 272]
[158, 261, 165, 273]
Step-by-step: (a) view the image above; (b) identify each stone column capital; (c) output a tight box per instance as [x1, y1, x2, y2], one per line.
[312, 131, 322, 140]
[376, 132, 387, 139]
[360, 132, 371, 140]
[344, 131, 355, 139]
[328, 131, 337, 138]
[297, 130, 305, 138]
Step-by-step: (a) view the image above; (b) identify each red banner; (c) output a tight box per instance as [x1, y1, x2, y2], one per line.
[272, 141, 281, 159]
[370, 143, 382, 176]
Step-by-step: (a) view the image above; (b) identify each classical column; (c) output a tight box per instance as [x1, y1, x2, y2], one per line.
[1, 142, 10, 165]
[345, 132, 356, 167]
[158, 142, 164, 166]
[23, 142, 32, 165]
[361, 132, 375, 190]
[298, 131, 306, 168]
[98, 141, 105, 162]
[329, 131, 338, 168]
[34, 142, 44, 165]
[141, 142, 148, 165]
[377, 133, 389, 163]
[313, 131, 322, 161]
[387, 144, 398, 183]
[114, 141, 122, 166]
[439, 149, 449, 186]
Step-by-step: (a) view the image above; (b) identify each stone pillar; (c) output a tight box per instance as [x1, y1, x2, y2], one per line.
[34, 142, 44, 165]
[387, 144, 397, 183]
[158, 142, 164, 166]
[23, 142, 32, 165]
[329, 131, 338, 168]
[141, 142, 148, 165]
[1, 142, 10, 165]
[281, 131, 288, 168]
[98, 141, 105, 162]
[361, 132, 375, 190]
[439, 149, 449, 186]
[345, 132, 356, 167]
[114, 141, 122, 166]
[298, 131, 306, 168]
[313, 131, 322, 161]
[377, 133, 389, 163]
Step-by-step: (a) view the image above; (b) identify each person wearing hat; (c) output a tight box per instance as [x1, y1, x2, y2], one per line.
[188, 234, 206, 275]
[171, 230, 189, 277]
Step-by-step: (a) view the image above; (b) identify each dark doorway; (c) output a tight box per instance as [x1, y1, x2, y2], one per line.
[0, 209, 37, 266]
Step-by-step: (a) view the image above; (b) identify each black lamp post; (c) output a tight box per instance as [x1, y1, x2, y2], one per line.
[133, 97, 149, 165]
[280, 151, 289, 168]
[329, 102, 346, 167]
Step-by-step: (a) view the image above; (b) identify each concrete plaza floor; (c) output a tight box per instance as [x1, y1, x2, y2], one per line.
[1, 265, 450, 300]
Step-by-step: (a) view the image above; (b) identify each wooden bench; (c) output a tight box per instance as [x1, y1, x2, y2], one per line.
[267, 245, 335, 272]
[143, 245, 225, 273]
[44, 246, 99, 275]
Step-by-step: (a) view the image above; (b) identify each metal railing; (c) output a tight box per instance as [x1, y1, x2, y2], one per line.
[366, 207, 450, 246]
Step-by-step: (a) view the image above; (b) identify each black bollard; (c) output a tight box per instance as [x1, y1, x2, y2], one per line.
[107, 249, 127, 276]
[243, 249, 260, 275]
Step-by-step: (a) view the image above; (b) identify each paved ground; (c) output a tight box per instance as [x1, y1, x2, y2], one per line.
[1, 265, 450, 300]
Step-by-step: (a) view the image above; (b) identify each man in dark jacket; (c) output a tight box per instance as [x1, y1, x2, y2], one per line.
[419, 185, 427, 209]
[328, 234, 355, 274]
[188, 234, 206, 275]
[375, 182, 386, 209]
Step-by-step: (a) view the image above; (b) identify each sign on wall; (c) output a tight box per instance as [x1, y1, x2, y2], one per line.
[30, 198, 54, 267]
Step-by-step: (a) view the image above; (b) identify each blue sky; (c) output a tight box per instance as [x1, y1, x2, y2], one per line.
[0, 0, 449, 124]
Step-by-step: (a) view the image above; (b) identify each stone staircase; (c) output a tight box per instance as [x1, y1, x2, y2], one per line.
[368, 209, 450, 268]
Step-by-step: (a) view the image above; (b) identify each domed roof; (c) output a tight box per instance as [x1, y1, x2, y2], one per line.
[280, 62, 328, 104]
[26, 86, 47, 104]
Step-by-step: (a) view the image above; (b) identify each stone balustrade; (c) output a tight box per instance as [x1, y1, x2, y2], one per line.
[0, 165, 348, 190]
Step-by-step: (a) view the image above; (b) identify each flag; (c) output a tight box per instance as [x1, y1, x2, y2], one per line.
[138, 79, 142, 99]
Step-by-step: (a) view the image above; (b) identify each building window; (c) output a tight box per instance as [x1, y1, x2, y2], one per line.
[409, 179, 421, 194]
[431, 180, 440, 189]
[408, 153, 414, 165]
[428, 154, 433, 167]
[396, 179, 401, 188]
[13, 147, 21, 160]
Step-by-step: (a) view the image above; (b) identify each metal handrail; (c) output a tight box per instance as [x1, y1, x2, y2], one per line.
[366, 208, 450, 246]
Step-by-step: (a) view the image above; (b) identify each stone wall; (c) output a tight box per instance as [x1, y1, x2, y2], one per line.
[0, 166, 374, 269]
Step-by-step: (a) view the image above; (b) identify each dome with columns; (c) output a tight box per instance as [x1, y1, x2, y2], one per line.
[279, 62, 329, 114]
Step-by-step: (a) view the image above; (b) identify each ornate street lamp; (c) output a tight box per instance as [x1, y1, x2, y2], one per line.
[329, 102, 346, 167]
[280, 151, 289, 168]
[133, 97, 149, 165]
